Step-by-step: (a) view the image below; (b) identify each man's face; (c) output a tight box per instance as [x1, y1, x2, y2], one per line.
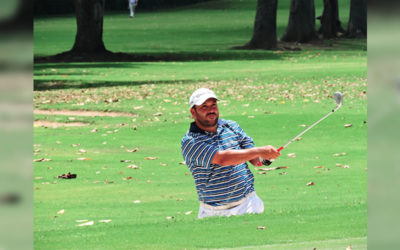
[191, 98, 219, 128]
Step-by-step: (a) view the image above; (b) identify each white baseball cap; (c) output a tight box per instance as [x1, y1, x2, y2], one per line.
[189, 88, 218, 108]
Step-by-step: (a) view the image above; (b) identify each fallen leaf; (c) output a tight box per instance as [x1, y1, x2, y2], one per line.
[34, 177, 43, 180]
[296, 137, 302, 141]
[77, 221, 94, 227]
[77, 157, 91, 161]
[56, 141, 62, 144]
[344, 124, 352, 128]
[307, 181, 314, 186]
[176, 198, 183, 201]
[184, 172, 190, 176]
[71, 144, 80, 147]
[145, 157, 159, 160]
[179, 161, 186, 165]
[346, 245, 352, 250]
[122, 177, 133, 180]
[126, 148, 139, 153]
[91, 128, 98, 133]
[153, 112, 163, 116]
[333, 152, 347, 157]
[185, 211, 193, 215]
[287, 153, 296, 158]
[99, 220, 112, 223]
[166, 216, 174, 220]
[258, 171, 267, 175]
[257, 226, 266, 230]
[134, 106, 144, 110]
[127, 165, 139, 169]
[160, 162, 168, 166]
[57, 209, 65, 215]
[314, 166, 324, 169]
[34, 158, 51, 162]
[120, 160, 132, 163]
[133, 200, 141, 204]
[79, 149, 87, 153]
[76, 219, 88, 223]
[279, 172, 287, 175]
[300, 124, 308, 127]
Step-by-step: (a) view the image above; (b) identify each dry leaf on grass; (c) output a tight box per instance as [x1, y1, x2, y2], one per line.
[77, 221, 94, 227]
[185, 211, 193, 215]
[306, 181, 314, 186]
[160, 162, 168, 166]
[34, 158, 51, 162]
[344, 124, 352, 128]
[257, 226, 266, 230]
[133, 200, 141, 204]
[145, 157, 159, 160]
[99, 220, 112, 223]
[76, 219, 88, 223]
[77, 157, 91, 161]
[314, 166, 324, 169]
[122, 177, 133, 180]
[126, 148, 139, 153]
[333, 152, 347, 157]
[166, 216, 174, 220]
[57, 209, 65, 215]
[287, 153, 296, 158]
[127, 165, 139, 169]
[79, 149, 87, 153]
[120, 160, 132, 163]
[179, 161, 186, 165]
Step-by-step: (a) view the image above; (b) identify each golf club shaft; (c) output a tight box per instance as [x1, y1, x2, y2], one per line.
[262, 104, 341, 166]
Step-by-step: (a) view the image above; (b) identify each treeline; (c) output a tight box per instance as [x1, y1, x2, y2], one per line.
[34, 0, 211, 15]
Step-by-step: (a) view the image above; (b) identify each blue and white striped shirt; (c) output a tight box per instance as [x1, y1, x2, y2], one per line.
[181, 119, 255, 207]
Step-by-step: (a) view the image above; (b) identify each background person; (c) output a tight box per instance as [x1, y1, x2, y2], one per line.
[128, 0, 138, 18]
[181, 88, 280, 219]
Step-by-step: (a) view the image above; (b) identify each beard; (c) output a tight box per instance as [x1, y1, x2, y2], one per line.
[197, 112, 219, 127]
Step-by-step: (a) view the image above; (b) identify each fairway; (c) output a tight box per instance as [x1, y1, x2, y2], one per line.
[34, 0, 366, 249]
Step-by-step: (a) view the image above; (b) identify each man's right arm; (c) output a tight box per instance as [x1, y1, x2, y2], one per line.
[211, 145, 280, 166]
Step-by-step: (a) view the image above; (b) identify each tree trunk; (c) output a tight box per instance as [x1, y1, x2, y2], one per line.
[317, 0, 344, 38]
[71, 0, 107, 53]
[244, 0, 278, 49]
[347, 0, 366, 38]
[280, 0, 317, 42]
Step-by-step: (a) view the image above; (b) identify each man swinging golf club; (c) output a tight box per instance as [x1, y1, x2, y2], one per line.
[181, 88, 281, 219]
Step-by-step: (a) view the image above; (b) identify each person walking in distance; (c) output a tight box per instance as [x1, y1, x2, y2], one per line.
[128, 0, 138, 18]
[181, 88, 281, 219]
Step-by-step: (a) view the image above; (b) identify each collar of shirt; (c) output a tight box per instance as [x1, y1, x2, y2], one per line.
[189, 119, 227, 136]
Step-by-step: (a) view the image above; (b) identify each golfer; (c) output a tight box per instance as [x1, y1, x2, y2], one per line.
[181, 88, 280, 219]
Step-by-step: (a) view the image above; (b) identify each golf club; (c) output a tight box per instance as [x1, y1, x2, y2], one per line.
[261, 92, 343, 166]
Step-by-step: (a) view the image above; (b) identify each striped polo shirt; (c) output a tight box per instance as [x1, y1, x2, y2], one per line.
[181, 119, 255, 207]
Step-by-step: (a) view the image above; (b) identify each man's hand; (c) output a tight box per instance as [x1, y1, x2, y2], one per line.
[258, 145, 280, 161]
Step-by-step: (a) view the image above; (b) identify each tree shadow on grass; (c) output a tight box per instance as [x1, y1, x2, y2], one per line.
[34, 50, 283, 64]
[34, 79, 195, 91]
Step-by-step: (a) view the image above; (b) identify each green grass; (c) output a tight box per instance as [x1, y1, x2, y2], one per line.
[34, 0, 366, 249]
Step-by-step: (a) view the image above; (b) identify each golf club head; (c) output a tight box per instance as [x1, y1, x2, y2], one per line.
[334, 92, 343, 106]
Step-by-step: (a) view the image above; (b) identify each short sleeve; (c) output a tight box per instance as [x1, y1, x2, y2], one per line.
[181, 137, 218, 169]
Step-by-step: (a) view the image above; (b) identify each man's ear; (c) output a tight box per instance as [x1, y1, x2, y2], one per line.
[190, 107, 196, 118]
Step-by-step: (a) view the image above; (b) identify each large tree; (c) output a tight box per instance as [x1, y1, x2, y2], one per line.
[241, 0, 278, 49]
[280, 0, 317, 42]
[69, 0, 108, 54]
[347, 0, 366, 38]
[317, 0, 344, 39]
